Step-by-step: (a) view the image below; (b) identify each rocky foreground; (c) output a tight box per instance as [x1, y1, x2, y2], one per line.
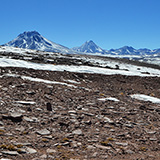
[0, 66, 160, 160]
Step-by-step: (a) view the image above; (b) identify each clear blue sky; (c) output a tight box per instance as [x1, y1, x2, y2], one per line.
[0, 0, 160, 50]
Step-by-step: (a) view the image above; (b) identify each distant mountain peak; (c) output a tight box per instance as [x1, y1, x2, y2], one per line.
[22, 30, 40, 35]
[3, 31, 73, 54]
[18, 31, 41, 39]
[86, 40, 94, 43]
[122, 45, 134, 49]
[72, 40, 105, 54]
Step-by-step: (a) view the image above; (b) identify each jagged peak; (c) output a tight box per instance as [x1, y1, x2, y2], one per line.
[120, 46, 135, 49]
[85, 40, 97, 45]
[86, 40, 94, 43]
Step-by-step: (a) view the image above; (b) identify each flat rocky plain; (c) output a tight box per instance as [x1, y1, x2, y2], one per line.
[0, 51, 160, 159]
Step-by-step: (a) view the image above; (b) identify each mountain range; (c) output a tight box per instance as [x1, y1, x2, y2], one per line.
[2, 31, 160, 56]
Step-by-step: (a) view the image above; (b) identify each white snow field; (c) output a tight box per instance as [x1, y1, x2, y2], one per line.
[0, 57, 160, 77]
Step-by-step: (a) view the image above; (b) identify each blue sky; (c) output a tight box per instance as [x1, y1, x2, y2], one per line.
[0, 0, 160, 49]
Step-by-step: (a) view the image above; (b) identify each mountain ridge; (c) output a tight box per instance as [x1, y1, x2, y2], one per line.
[2, 31, 160, 56]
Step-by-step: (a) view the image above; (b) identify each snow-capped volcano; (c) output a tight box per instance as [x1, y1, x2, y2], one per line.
[72, 40, 106, 54]
[3, 31, 72, 54]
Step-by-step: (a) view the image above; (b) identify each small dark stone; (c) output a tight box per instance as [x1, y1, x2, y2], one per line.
[115, 65, 119, 69]
[2, 113, 23, 122]
[139, 105, 146, 110]
[27, 107, 32, 112]
[59, 122, 69, 127]
[156, 108, 160, 113]
[41, 121, 46, 125]
[26, 91, 36, 95]
[46, 102, 52, 111]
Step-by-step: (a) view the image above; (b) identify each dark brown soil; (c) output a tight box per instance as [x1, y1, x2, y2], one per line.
[0, 66, 160, 159]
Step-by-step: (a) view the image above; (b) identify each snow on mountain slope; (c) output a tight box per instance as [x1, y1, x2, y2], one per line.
[3, 31, 74, 54]
[108, 46, 156, 56]
[0, 45, 40, 54]
[109, 46, 139, 55]
[3, 31, 160, 57]
[72, 40, 107, 54]
[72, 41, 160, 58]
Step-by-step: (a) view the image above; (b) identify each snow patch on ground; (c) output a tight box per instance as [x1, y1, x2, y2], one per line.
[98, 97, 119, 102]
[4, 74, 78, 88]
[63, 79, 81, 84]
[0, 46, 58, 55]
[130, 94, 160, 104]
[1, 57, 160, 77]
[14, 101, 36, 105]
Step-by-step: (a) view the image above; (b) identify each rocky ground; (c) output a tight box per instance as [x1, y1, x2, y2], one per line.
[0, 49, 160, 159]
[0, 65, 160, 160]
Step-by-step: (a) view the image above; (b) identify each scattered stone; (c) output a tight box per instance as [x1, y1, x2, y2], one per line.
[27, 107, 32, 112]
[15, 126, 25, 132]
[23, 116, 38, 122]
[26, 90, 36, 95]
[25, 147, 37, 154]
[104, 117, 114, 124]
[115, 142, 128, 146]
[1, 151, 19, 156]
[36, 129, 51, 135]
[72, 129, 82, 135]
[2, 112, 23, 122]
[83, 112, 94, 116]
[18, 148, 27, 154]
[92, 152, 98, 157]
[150, 138, 157, 141]
[35, 108, 42, 111]
[13, 142, 32, 146]
[0, 121, 4, 125]
[124, 123, 134, 128]
[46, 102, 52, 111]
[68, 110, 77, 114]
[146, 130, 156, 134]
[72, 141, 78, 148]
[61, 142, 70, 146]
[39, 154, 47, 159]
[87, 145, 95, 149]
[95, 144, 111, 150]
[43, 135, 52, 139]
[14, 101, 36, 105]
[125, 149, 135, 154]
[46, 149, 56, 154]
[77, 142, 82, 146]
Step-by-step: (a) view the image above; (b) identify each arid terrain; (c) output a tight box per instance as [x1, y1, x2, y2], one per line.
[0, 49, 160, 159]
